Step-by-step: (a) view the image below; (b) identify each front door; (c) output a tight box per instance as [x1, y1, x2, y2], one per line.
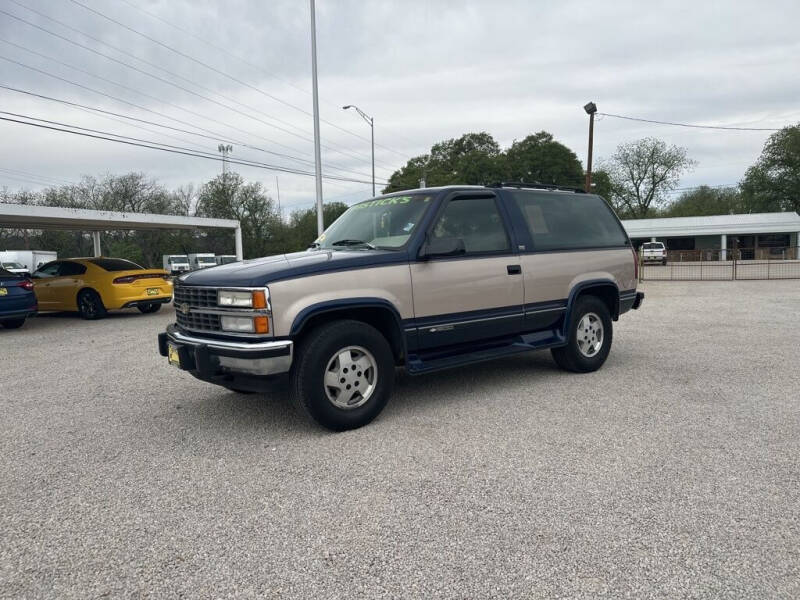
[410, 194, 524, 350]
[31, 261, 62, 309]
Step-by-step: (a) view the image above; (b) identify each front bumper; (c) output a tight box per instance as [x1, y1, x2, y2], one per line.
[158, 324, 293, 379]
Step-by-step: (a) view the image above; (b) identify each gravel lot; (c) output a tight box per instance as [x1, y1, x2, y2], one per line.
[2, 281, 799, 599]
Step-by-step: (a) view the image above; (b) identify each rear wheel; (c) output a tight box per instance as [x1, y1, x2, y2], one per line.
[137, 303, 162, 314]
[551, 295, 613, 373]
[77, 289, 107, 320]
[1, 317, 26, 329]
[291, 319, 394, 431]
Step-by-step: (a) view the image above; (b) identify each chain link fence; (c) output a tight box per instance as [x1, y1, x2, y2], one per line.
[640, 247, 800, 281]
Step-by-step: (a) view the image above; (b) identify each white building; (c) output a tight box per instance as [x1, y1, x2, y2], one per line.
[622, 212, 800, 258]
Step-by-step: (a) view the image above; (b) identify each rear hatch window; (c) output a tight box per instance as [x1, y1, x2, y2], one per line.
[88, 258, 144, 271]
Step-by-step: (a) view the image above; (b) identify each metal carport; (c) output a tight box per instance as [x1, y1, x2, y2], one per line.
[0, 203, 243, 260]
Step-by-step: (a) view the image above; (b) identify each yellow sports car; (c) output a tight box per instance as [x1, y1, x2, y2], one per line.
[32, 257, 173, 319]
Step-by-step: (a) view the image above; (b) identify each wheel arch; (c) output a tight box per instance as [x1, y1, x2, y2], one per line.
[290, 298, 406, 365]
[562, 279, 620, 336]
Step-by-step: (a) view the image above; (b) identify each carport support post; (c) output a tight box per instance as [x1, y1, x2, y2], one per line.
[92, 231, 101, 257]
[234, 226, 243, 261]
[720, 234, 727, 261]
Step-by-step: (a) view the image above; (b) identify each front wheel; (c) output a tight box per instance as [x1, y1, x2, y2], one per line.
[77, 289, 107, 320]
[1, 317, 26, 329]
[291, 319, 394, 431]
[551, 295, 613, 373]
[137, 303, 162, 314]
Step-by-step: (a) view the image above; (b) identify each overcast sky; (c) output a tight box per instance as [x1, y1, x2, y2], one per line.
[1, 0, 798, 214]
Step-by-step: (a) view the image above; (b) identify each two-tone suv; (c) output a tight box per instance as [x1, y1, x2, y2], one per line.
[158, 184, 644, 430]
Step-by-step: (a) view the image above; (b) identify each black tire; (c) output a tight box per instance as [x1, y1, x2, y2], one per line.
[291, 319, 394, 431]
[551, 295, 613, 373]
[1, 317, 26, 329]
[77, 289, 107, 320]
[661, 258, 667, 265]
[137, 303, 162, 314]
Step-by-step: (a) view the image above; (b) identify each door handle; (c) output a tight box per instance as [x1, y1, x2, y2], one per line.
[507, 264, 521, 275]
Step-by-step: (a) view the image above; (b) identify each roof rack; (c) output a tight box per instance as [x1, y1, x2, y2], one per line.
[486, 181, 587, 193]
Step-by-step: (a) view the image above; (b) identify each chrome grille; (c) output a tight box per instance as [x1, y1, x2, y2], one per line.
[173, 285, 217, 308]
[174, 284, 221, 332]
[175, 310, 221, 332]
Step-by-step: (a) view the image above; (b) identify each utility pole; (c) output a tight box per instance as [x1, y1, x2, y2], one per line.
[218, 143, 232, 176]
[583, 102, 597, 192]
[342, 104, 375, 196]
[275, 176, 281, 218]
[309, 0, 324, 236]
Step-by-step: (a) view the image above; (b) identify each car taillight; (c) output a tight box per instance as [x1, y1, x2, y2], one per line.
[632, 246, 639, 280]
[18, 280, 34, 291]
[114, 276, 135, 284]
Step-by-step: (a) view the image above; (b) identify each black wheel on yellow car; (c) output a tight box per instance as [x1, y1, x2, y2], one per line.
[77, 289, 107, 320]
[291, 319, 394, 431]
[137, 303, 162, 314]
[1, 317, 26, 329]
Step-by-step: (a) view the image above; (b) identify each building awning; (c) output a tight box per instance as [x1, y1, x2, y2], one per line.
[0, 203, 243, 259]
[622, 212, 800, 238]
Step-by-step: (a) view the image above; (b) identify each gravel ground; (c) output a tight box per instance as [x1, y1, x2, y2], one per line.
[2, 280, 799, 599]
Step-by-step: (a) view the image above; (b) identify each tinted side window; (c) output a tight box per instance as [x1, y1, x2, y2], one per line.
[58, 261, 87, 276]
[511, 191, 628, 250]
[432, 197, 510, 254]
[35, 262, 61, 278]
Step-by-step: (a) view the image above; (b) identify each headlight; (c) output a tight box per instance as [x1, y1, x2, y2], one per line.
[220, 315, 270, 334]
[217, 289, 270, 310]
[218, 290, 254, 307]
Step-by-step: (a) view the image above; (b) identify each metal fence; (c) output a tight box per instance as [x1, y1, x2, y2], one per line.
[640, 247, 800, 281]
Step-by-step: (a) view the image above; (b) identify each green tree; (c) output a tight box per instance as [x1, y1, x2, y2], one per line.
[195, 172, 282, 259]
[384, 132, 504, 192]
[661, 185, 743, 217]
[602, 137, 696, 218]
[285, 202, 349, 251]
[740, 123, 800, 213]
[590, 169, 614, 201]
[504, 131, 584, 187]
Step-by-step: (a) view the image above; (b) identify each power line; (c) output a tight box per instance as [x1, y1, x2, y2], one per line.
[66, 0, 410, 163]
[0, 83, 353, 177]
[0, 43, 381, 182]
[0, 7, 394, 177]
[5, 0, 394, 174]
[116, 0, 424, 151]
[0, 113, 388, 185]
[599, 112, 781, 132]
[0, 167, 76, 186]
[0, 57, 391, 186]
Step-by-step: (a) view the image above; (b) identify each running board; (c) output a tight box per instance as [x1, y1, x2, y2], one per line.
[406, 329, 565, 374]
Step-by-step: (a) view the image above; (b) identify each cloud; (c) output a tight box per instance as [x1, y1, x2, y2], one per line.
[1, 0, 798, 210]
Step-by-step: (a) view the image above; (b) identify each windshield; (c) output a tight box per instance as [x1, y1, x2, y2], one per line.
[198, 258, 216, 264]
[315, 194, 434, 250]
[3, 262, 25, 269]
[643, 243, 663, 249]
[169, 256, 188, 263]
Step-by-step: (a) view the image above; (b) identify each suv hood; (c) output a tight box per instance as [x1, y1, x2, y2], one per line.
[177, 249, 407, 287]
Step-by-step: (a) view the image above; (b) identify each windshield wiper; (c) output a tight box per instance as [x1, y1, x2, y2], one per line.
[331, 239, 375, 249]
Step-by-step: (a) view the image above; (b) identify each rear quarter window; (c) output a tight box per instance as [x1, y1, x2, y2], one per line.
[509, 191, 629, 251]
[88, 258, 144, 271]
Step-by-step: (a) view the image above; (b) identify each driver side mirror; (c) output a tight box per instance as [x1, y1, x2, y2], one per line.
[419, 236, 466, 259]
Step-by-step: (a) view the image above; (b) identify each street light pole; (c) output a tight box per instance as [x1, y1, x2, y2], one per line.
[310, 0, 324, 236]
[343, 104, 375, 196]
[583, 101, 597, 193]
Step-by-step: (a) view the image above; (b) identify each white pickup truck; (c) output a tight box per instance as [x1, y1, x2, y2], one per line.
[641, 242, 667, 265]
